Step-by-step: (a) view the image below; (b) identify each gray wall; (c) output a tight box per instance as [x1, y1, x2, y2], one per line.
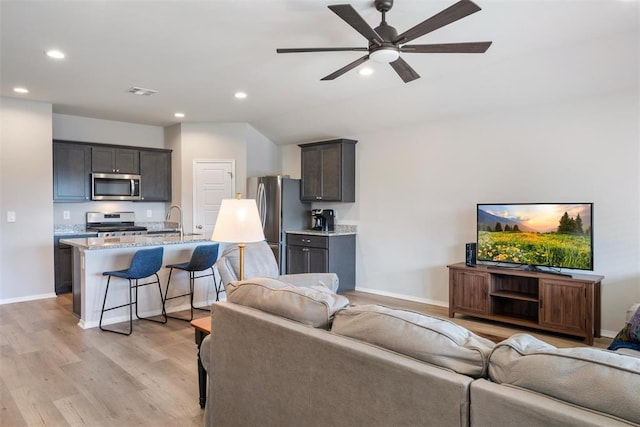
[0, 98, 54, 301]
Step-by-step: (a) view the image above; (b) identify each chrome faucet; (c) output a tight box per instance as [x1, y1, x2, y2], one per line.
[166, 205, 183, 237]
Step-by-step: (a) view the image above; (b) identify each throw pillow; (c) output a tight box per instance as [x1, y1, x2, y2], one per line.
[608, 305, 640, 352]
[331, 304, 495, 378]
[226, 277, 349, 329]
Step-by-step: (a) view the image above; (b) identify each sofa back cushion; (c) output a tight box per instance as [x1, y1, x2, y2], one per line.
[331, 304, 495, 377]
[226, 277, 349, 329]
[489, 334, 640, 424]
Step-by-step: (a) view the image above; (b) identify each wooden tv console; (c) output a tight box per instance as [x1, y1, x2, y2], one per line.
[447, 263, 603, 345]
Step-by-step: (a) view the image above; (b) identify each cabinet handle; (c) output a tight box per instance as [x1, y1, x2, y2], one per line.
[316, 196, 322, 200]
[302, 248, 309, 252]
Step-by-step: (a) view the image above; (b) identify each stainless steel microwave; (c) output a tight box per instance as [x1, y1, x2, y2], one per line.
[91, 173, 142, 201]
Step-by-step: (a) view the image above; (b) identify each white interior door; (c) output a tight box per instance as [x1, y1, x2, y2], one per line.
[193, 160, 235, 237]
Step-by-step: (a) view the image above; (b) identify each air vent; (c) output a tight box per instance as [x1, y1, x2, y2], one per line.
[128, 86, 158, 96]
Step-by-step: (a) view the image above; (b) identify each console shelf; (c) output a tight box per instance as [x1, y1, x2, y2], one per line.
[447, 263, 603, 345]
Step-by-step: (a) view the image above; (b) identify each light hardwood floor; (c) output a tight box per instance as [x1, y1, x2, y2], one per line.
[1, 290, 612, 426]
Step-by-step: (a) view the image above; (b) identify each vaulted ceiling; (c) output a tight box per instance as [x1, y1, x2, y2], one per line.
[1, 0, 638, 144]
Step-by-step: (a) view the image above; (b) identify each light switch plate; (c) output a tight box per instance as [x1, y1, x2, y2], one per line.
[7, 211, 16, 223]
[63, 210, 70, 220]
[146, 210, 152, 218]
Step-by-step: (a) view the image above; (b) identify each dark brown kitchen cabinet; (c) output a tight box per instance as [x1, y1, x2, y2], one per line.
[54, 233, 97, 295]
[286, 232, 356, 293]
[53, 141, 91, 202]
[299, 139, 357, 202]
[139, 149, 171, 201]
[91, 146, 139, 174]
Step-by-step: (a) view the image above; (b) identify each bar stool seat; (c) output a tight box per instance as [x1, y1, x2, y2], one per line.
[99, 246, 167, 335]
[164, 243, 220, 321]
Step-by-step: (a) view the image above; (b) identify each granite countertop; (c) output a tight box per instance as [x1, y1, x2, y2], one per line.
[286, 225, 357, 236]
[54, 221, 180, 236]
[60, 234, 211, 250]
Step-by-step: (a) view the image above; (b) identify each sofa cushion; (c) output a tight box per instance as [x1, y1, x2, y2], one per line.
[331, 304, 495, 378]
[489, 333, 640, 424]
[226, 277, 349, 329]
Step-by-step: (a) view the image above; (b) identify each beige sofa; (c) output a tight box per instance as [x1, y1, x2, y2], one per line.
[200, 279, 640, 427]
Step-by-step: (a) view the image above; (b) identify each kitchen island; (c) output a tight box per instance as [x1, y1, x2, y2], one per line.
[61, 234, 221, 329]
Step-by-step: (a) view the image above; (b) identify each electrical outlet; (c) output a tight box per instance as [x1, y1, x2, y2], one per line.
[146, 209, 152, 218]
[7, 211, 16, 223]
[63, 210, 70, 220]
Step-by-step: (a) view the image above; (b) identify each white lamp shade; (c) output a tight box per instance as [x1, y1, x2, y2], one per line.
[211, 198, 265, 243]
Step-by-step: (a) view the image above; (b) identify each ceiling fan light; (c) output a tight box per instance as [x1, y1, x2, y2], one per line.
[370, 48, 399, 63]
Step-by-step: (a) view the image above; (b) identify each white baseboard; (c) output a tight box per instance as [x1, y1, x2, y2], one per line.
[0, 292, 57, 305]
[79, 298, 222, 329]
[354, 286, 448, 308]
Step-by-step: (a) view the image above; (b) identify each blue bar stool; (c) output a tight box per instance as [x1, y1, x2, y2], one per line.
[99, 246, 167, 335]
[163, 243, 220, 321]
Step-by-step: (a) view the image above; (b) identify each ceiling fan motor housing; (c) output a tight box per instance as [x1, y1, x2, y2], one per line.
[375, 0, 393, 13]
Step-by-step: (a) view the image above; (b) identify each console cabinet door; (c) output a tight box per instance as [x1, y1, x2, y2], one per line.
[53, 142, 91, 202]
[539, 279, 587, 335]
[450, 270, 489, 316]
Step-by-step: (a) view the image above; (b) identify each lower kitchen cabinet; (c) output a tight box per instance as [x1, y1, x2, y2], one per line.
[54, 233, 97, 297]
[286, 232, 356, 293]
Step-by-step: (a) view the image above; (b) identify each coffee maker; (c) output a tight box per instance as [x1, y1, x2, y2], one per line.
[311, 209, 335, 232]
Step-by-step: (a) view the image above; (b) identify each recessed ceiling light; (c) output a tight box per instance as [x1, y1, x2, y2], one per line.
[234, 91, 247, 99]
[45, 49, 66, 59]
[174, 112, 185, 118]
[13, 87, 29, 94]
[359, 67, 374, 76]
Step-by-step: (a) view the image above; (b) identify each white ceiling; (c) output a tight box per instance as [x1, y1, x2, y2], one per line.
[1, 0, 638, 145]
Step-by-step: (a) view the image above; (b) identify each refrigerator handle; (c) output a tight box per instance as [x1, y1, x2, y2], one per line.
[257, 182, 267, 228]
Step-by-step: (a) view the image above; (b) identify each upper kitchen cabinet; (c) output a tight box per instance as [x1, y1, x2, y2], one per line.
[299, 139, 357, 202]
[139, 149, 172, 201]
[91, 146, 139, 174]
[53, 140, 91, 202]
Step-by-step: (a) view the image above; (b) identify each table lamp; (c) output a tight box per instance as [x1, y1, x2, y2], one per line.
[211, 193, 265, 281]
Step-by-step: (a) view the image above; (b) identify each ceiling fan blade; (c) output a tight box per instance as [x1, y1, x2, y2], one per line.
[401, 41, 492, 53]
[277, 47, 368, 53]
[328, 4, 384, 45]
[394, 0, 481, 44]
[389, 57, 420, 83]
[321, 55, 370, 81]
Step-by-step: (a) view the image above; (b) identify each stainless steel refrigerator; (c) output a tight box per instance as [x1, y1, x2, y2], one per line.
[247, 176, 310, 274]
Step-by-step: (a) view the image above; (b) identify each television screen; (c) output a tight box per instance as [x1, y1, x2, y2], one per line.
[477, 203, 593, 271]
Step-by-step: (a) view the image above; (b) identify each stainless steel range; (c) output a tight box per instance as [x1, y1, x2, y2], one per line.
[86, 212, 147, 237]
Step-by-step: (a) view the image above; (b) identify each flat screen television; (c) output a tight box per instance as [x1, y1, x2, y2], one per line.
[477, 203, 593, 271]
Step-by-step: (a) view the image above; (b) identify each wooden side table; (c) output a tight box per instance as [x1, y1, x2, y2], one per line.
[191, 316, 211, 408]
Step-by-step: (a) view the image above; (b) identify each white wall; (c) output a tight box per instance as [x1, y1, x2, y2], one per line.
[0, 97, 55, 302]
[314, 91, 639, 335]
[53, 114, 164, 148]
[170, 122, 279, 233]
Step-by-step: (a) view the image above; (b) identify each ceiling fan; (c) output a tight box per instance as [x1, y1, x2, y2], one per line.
[276, 0, 492, 83]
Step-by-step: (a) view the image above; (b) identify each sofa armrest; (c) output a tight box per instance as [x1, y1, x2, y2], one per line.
[277, 273, 339, 293]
